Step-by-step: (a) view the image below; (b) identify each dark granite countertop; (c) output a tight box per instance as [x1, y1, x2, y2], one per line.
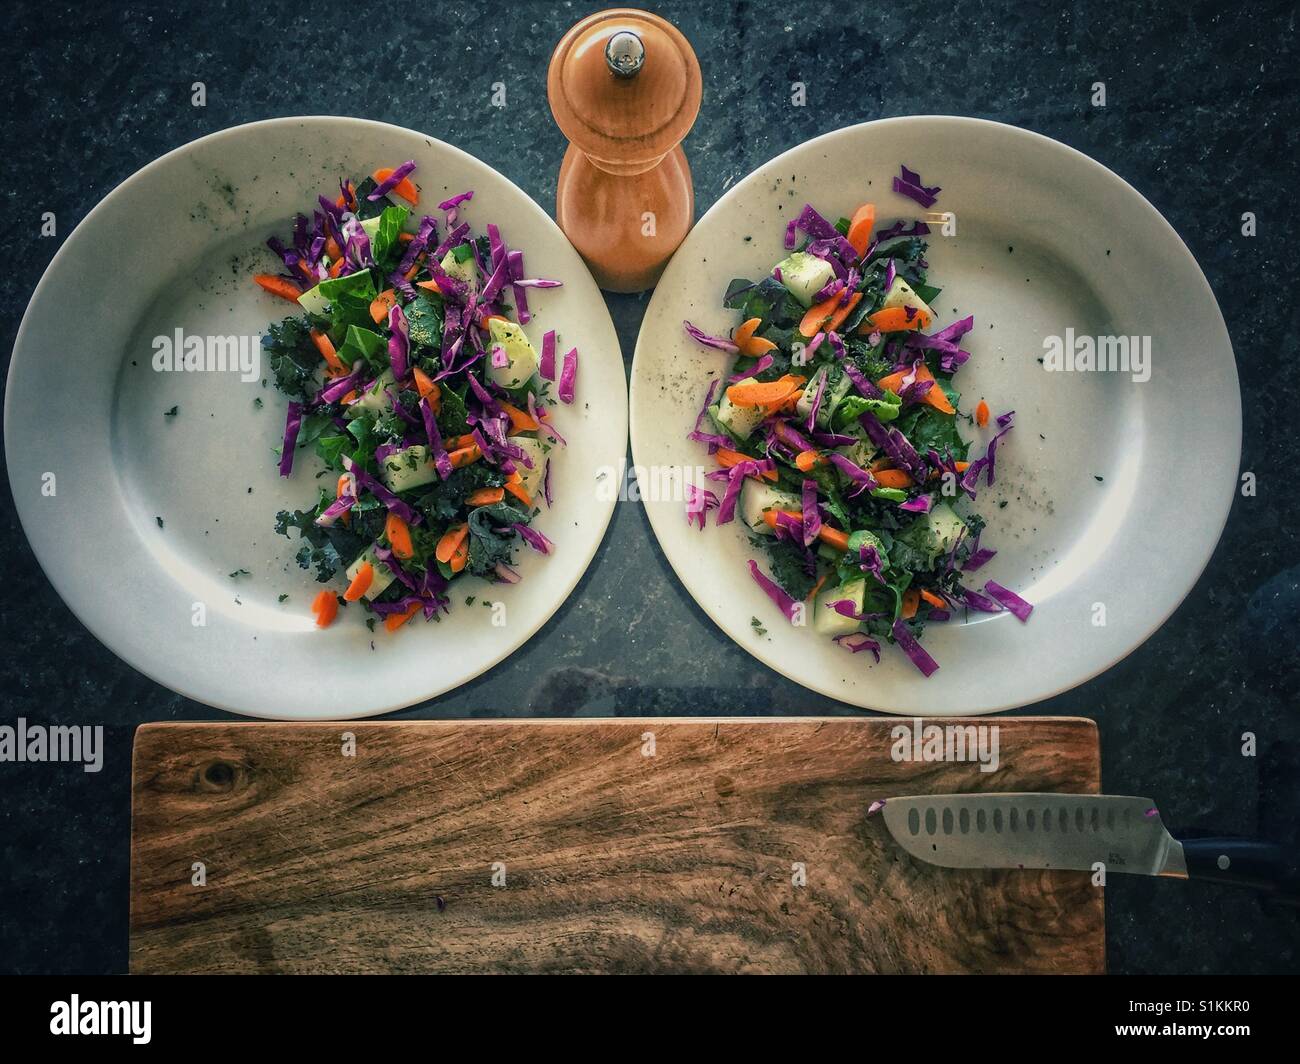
[2, 0, 1297, 974]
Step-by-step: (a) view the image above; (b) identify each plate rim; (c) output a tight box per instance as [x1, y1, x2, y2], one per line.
[630, 114, 1241, 715]
[5, 114, 628, 719]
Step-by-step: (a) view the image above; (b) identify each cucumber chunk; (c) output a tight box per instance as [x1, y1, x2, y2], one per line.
[773, 251, 836, 307]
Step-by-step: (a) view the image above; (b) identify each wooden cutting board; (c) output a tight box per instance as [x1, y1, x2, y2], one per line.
[130, 717, 1103, 974]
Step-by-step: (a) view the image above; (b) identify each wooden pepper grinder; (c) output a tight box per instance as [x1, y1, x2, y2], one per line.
[548, 8, 702, 293]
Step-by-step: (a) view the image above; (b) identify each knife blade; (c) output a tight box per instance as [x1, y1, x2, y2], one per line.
[879, 793, 1188, 878]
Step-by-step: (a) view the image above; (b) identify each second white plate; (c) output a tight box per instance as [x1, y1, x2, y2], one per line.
[630, 116, 1239, 715]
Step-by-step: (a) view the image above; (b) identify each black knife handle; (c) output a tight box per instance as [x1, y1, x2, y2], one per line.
[1179, 837, 1300, 899]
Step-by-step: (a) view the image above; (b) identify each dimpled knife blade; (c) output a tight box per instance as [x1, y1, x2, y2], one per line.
[879, 793, 1188, 878]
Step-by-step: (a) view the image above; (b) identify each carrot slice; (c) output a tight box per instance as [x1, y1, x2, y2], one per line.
[370, 288, 398, 325]
[310, 328, 345, 373]
[397, 232, 415, 244]
[449, 536, 469, 573]
[725, 373, 806, 410]
[504, 473, 533, 507]
[864, 306, 932, 333]
[324, 236, 342, 261]
[466, 487, 505, 507]
[500, 400, 539, 433]
[874, 468, 914, 489]
[327, 257, 345, 278]
[311, 589, 338, 628]
[817, 525, 850, 553]
[253, 274, 302, 303]
[373, 167, 419, 205]
[732, 317, 776, 357]
[435, 523, 469, 565]
[901, 588, 920, 620]
[806, 572, 829, 602]
[412, 367, 438, 405]
[876, 363, 955, 415]
[768, 512, 852, 554]
[920, 589, 947, 609]
[715, 447, 778, 481]
[846, 203, 876, 257]
[384, 601, 422, 632]
[447, 443, 481, 469]
[799, 291, 863, 338]
[794, 450, 826, 472]
[343, 562, 374, 602]
[416, 278, 442, 295]
[976, 400, 990, 427]
[385, 513, 414, 560]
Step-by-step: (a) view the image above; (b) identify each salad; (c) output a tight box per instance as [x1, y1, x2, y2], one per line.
[252, 161, 575, 632]
[683, 165, 1031, 676]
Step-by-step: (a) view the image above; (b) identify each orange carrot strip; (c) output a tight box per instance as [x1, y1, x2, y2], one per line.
[846, 203, 876, 257]
[397, 232, 415, 244]
[447, 443, 481, 469]
[343, 562, 374, 602]
[874, 468, 914, 489]
[416, 279, 441, 295]
[310, 329, 345, 372]
[449, 536, 469, 573]
[794, 450, 826, 472]
[715, 447, 778, 482]
[466, 487, 505, 507]
[504, 475, 532, 507]
[724, 373, 806, 410]
[370, 289, 398, 325]
[920, 589, 947, 609]
[384, 601, 422, 632]
[373, 167, 419, 205]
[385, 513, 414, 560]
[817, 525, 850, 552]
[451, 433, 478, 450]
[253, 274, 302, 303]
[901, 588, 920, 620]
[806, 572, 829, 602]
[325, 236, 342, 260]
[435, 523, 469, 565]
[311, 589, 338, 628]
[976, 400, 990, 427]
[876, 363, 955, 415]
[327, 257, 345, 278]
[761, 509, 802, 530]
[412, 366, 438, 403]
[500, 400, 540, 433]
[733, 316, 773, 356]
[799, 291, 863, 338]
[864, 306, 931, 333]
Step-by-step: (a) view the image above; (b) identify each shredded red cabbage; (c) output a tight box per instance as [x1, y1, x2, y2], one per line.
[892, 164, 941, 208]
[558, 347, 578, 404]
[278, 401, 303, 477]
[369, 160, 417, 201]
[747, 559, 801, 622]
[892, 618, 939, 676]
[683, 320, 739, 353]
[539, 330, 556, 380]
[984, 580, 1033, 621]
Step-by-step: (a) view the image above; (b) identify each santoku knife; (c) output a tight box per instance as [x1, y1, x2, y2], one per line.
[878, 793, 1299, 899]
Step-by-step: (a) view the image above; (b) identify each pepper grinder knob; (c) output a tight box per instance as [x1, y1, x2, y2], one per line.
[605, 30, 644, 77]
[548, 8, 701, 293]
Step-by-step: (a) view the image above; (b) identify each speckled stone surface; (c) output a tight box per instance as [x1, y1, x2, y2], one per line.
[2, 0, 1297, 974]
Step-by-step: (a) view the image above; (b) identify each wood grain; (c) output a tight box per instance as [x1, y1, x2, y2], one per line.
[129, 718, 1103, 974]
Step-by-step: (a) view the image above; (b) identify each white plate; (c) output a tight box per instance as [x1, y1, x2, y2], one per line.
[631, 117, 1239, 715]
[5, 116, 626, 719]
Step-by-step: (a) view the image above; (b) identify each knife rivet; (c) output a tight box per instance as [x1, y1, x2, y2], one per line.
[1217, 854, 1231, 870]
